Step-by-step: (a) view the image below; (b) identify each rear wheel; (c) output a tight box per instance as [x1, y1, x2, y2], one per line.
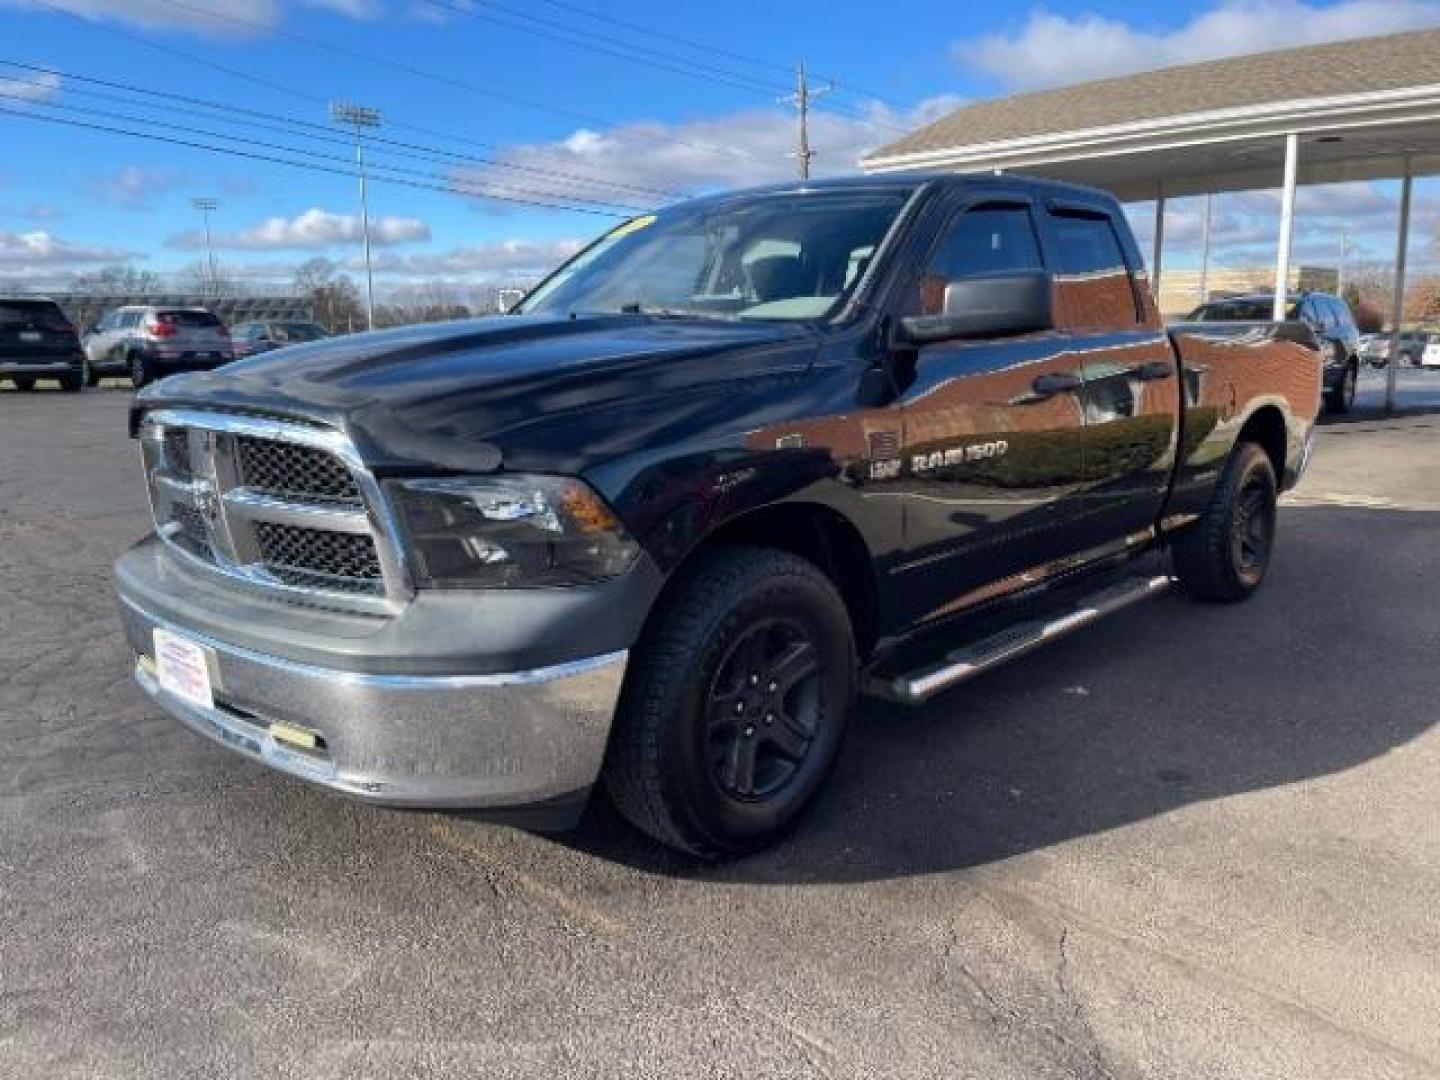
[128, 352, 151, 390]
[604, 545, 855, 859]
[1172, 441, 1278, 602]
[85, 364, 102, 388]
[12, 376, 35, 392]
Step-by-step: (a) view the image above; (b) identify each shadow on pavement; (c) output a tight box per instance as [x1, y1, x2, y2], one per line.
[559, 505, 1440, 883]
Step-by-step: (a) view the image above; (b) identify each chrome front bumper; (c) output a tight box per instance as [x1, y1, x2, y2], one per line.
[119, 594, 627, 814]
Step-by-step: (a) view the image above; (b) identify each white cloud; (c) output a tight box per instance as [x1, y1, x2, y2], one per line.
[0, 230, 132, 268]
[302, 0, 383, 15]
[448, 95, 965, 209]
[87, 165, 182, 209]
[0, 70, 60, 103]
[4, 0, 281, 34]
[167, 207, 431, 251]
[957, 1, 1440, 92]
[3, 0, 383, 34]
[355, 238, 584, 279]
[1124, 180, 1440, 271]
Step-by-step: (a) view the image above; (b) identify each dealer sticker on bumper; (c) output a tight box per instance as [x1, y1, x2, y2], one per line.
[153, 627, 215, 712]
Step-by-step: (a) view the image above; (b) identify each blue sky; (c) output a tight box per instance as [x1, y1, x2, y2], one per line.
[2, 0, 1439, 295]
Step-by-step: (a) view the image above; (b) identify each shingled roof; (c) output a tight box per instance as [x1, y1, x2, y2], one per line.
[864, 28, 1440, 166]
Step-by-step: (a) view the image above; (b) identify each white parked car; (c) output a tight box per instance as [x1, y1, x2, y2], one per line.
[1422, 338, 1440, 368]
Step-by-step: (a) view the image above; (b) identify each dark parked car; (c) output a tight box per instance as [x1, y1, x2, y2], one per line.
[0, 297, 87, 392]
[115, 174, 1321, 858]
[1360, 330, 1430, 368]
[231, 320, 328, 358]
[83, 306, 234, 389]
[1187, 291, 1360, 413]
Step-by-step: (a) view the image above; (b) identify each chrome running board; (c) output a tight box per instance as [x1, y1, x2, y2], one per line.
[865, 574, 1173, 705]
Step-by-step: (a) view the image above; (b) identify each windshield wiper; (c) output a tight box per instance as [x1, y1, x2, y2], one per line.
[612, 302, 736, 321]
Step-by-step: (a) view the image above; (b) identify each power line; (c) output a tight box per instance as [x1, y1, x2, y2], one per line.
[146, 0, 763, 162]
[423, 0, 910, 134]
[0, 59, 687, 202]
[524, 0, 914, 111]
[422, 0, 790, 98]
[0, 86, 651, 213]
[0, 102, 632, 217]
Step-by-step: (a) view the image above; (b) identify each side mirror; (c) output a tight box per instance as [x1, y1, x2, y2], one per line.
[898, 271, 1052, 346]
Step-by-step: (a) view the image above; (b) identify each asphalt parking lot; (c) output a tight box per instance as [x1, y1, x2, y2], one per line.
[2, 371, 1438, 1079]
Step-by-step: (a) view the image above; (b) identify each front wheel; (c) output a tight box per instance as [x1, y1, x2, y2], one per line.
[1326, 357, 1357, 414]
[603, 546, 855, 860]
[59, 362, 85, 393]
[1172, 441, 1278, 602]
[12, 376, 35, 392]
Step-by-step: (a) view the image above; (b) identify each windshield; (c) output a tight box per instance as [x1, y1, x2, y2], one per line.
[518, 189, 911, 322]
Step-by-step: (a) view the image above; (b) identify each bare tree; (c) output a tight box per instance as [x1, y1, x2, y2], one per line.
[70, 265, 165, 296]
[294, 257, 364, 333]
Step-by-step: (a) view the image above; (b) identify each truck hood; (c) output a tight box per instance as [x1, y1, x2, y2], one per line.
[135, 313, 814, 474]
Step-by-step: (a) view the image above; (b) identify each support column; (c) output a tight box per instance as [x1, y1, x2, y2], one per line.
[1385, 165, 1413, 415]
[1198, 194, 1213, 305]
[1273, 132, 1299, 321]
[1151, 192, 1166, 301]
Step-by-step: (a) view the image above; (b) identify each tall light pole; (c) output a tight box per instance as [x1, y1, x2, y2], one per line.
[191, 197, 220, 297]
[331, 101, 380, 331]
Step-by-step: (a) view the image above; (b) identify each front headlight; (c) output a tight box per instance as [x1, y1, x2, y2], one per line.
[388, 475, 639, 588]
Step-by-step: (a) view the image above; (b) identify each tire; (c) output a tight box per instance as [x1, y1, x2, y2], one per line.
[128, 351, 151, 390]
[603, 545, 856, 860]
[59, 363, 85, 393]
[1172, 441, 1278, 603]
[1326, 353, 1357, 414]
[85, 364, 102, 388]
[12, 376, 35, 392]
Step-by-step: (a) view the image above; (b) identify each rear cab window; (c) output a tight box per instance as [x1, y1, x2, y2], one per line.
[156, 310, 222, 328]
[1044, 207, 1143, 328]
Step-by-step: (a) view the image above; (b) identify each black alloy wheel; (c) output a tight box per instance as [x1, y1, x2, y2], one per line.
[1229, 474, 1276, 589]
[706, 616, 823, 800]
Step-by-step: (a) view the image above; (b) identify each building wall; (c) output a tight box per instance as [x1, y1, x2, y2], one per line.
[1156, 265, 1339, 319]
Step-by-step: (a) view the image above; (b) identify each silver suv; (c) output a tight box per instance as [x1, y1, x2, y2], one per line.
[84, 306, 234, 389]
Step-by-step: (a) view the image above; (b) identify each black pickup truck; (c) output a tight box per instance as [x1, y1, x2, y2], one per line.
[114, 175, 1321, 858]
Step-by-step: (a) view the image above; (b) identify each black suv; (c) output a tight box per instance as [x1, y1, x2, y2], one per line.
[0, 298, 87, 392]
[1187, 291, 1360, 413]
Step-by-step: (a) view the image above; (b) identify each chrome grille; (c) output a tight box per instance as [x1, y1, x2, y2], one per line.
[255, 521, 382, 582]
[140, 410, 408, 610]
[163, 429, 193, 479]
[236, 436, 361, 506]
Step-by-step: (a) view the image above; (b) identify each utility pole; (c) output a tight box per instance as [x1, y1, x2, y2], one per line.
[191, 197, 220, 298]
[779, 62, 831, 181]
[331, 101, 380, 331]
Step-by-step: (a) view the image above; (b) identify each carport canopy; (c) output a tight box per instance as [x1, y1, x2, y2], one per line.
[862, 28, 1440, 411]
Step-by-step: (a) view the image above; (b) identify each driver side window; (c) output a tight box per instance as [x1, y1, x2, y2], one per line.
[909, 204, 1043, 316]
